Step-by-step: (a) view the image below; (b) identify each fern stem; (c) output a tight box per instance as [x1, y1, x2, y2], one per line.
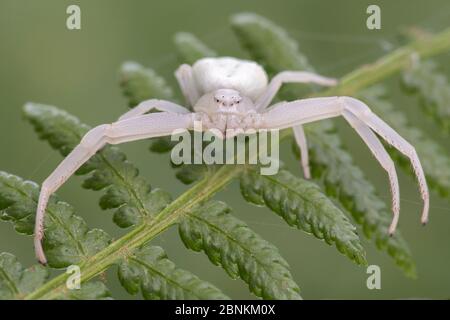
[322, 26, 450, 96]
[25, 26, 450, 300]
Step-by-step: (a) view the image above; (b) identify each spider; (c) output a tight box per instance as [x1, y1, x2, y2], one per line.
[34, 57, 429, 264]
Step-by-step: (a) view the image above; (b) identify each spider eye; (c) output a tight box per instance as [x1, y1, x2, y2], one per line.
[215, 99, 220, 103]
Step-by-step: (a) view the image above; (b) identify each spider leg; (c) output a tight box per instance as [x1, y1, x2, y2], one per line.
[255, 71, 337, 111]
[293, 125, 311, 179]
[343, 97, 429, 227]
[175, 64, 201, 107]
[262, 96, 429, 233]
[118, 99, 190, 121]
[257, 71, 337, 177]
[34, 112, 193, 264]
[342, 110, 400, 233]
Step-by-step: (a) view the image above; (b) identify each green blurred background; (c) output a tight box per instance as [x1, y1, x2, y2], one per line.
[1, 0, 449, 299]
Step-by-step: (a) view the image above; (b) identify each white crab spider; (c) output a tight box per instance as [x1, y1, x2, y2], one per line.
[34, 57, 429, 264]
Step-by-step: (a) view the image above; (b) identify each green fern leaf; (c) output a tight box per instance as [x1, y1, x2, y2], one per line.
[359, 85, 450, 197]
[23, 103, 172, 228]
[179, 200, 302, 300]
[0, 252, 49, 299]
[402, 60, 450, 134]
[0, 252, 110, 300]
[174, 32, 218, 64]
[0, 171, 112, 268]
[231, 12, 415, 277]
[241, 169, 367, 266]
[119, 245, 229, 300]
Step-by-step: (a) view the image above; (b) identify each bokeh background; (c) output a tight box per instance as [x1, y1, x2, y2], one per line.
[1, 0, 449, 299]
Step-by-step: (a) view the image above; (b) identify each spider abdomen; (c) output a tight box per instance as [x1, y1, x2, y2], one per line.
[192, 57, 268, 101]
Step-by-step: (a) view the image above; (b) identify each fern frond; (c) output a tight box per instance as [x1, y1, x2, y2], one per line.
[23, 103, 172, 228]
[241, 169, 366, 266]
[0, 171, 111, 268]
[174, 32, 218, 64]
[359, 85, 450, 197]
[0, 170, 229, 300]
[231, 12, 416, 277]
[119, 245, 229, 300]
[402, 60, 450, 134]
[0, 252, 110, 300]
[179, 200, 302, 300]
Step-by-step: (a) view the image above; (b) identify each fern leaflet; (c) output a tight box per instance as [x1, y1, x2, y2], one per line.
[119, 244, 229, 300]
[179, 200, 302, 299]
[241, 168, 367, 266]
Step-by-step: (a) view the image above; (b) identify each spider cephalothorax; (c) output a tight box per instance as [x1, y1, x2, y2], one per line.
[33, 57, 429, 264]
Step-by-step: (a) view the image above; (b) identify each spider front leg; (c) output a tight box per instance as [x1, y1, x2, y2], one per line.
[262, 96, 429, 234]
[118, 99, 190, 121]
[255, 71, 338, 111]
[34, 112, 193, 264]
[256, 71, 337, 178]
